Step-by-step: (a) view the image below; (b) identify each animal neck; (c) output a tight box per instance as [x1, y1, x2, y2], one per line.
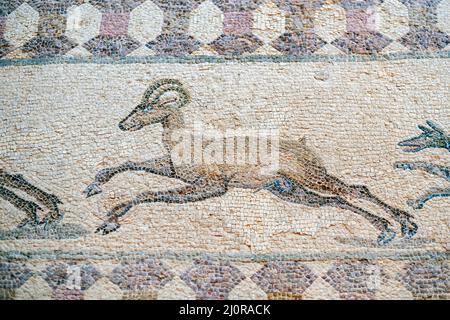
[161, 111, 184, 150]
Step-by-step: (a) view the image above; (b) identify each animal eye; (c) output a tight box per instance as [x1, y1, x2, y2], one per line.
[143, 105, 155, 113]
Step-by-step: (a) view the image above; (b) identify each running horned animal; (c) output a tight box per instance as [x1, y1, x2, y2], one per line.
[84, 79, 417, 245]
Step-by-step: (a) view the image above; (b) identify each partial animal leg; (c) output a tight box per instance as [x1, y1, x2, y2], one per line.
[407, 187, 450, 209]
[344, 183, 417, 238]
[0, 171, 63, 224]
[288, 169, 417, 239]
[394, 161, 449, 181]
[95, 179, 228, 235]
[0, 185, 41, 227]
[84, 156, 175, 197]
[261, 178, 396, 245]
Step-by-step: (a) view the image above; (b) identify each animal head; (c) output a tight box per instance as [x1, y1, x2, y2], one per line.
[398, 120, 449, 153]
[118, 79, 190, 131]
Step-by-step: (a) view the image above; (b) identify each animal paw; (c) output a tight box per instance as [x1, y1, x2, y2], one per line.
[377, 228, 396, 245]
[95, 221, 120, 235]
[401, 219, 418, 239]
[84, 182, 102, 198]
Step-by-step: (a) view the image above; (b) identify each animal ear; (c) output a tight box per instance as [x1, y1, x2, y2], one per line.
[426, 120, 445, 134]
[153, 90, 189, 108]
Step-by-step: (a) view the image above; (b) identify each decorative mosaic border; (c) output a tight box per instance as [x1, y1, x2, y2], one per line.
[1, 249, 449, 262]
[1, 256, 448, 299]
[0, 0, 449, 65]
[0, 50, 449, 67]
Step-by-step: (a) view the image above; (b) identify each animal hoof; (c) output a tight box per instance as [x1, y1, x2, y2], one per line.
[95, 222, 120, 235]
[377, 228, 396, 245]
[401, 220, 418, 239]
[84, 183, 102, 198]
[407, 199, 424, 210]
[39, 213, 63, 230]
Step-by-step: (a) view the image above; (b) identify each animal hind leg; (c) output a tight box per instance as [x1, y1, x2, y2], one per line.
[264, 178, 396, 245]
[0, 185, 41, 227]
[95, 179, 228, 235]
[293, 168, 417, 239]
[0, 171, 63, 224]
[344, 183, 417, 238]
[84, 156, 175, 197]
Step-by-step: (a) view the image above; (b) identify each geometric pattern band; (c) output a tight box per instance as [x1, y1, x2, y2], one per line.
[0, 0, 449, 60]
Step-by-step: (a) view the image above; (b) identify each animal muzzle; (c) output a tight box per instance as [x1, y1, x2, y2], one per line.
[118, 111, 143, 131]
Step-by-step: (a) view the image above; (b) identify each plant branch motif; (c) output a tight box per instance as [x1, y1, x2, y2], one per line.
[395, 120, 450, 209]
[85, 79, 417, 245]
[0, 169, 64, 228]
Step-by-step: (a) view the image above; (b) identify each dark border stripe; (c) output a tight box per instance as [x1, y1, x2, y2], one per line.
[0, 51, 449, 67]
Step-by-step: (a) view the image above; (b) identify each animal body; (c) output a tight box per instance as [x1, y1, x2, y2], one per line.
[395, 120, 450, 209]
[0, 169, 63, 227]
[85, 79, 417, 245]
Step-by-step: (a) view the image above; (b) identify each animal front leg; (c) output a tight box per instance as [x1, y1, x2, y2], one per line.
[84, 155, 175, 197]
[407, 187, 450, 209]
[0, 186, 41, 227]
[394, 161, 450, 181]
[95, 181, 227, 235]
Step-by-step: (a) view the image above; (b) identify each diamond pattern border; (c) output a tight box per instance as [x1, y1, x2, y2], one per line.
[0, 258, 448, 300]
[0, 0, 449, 60]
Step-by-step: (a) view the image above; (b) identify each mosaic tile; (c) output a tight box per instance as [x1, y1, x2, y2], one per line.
[323, 261, 385, 300]
[180, 259, 246, 299]
[211, 33, 263, 54]
[252, 262, 316, 300]
[66, 3, 102, 45]
[399, 261, 449, 299]
[84, 34, 140, 57]
[89, 0, 147, 14]
[332, 31, 392, 54]
[436, 0, 450, 35]
[109, 259, 174, 292]
[0, 0, 23, 17]
[273, 31, 326, 54]
[41, 263, 102, 291]
[377, 0, 410, 40]
[14, 275, 53, 300]
[3, 3, 39, 47]
[271, 0, 326, 54]
[189, 0, 224, 44]
[99, 13, 130, 37]
[252, 0, 285, 44]
[399, 0, 450, 50]
[0, 263, 33, 289]
[0, 38, 13, 58]
[251, 261, 317, 299]
[128, 0, 164, 44]
[314, 3, 347, 43]
[147, 32, 201, 55]
[0, 16, 6, 37]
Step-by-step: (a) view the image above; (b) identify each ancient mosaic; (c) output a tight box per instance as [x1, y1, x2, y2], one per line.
[0, 0, 448, 300]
